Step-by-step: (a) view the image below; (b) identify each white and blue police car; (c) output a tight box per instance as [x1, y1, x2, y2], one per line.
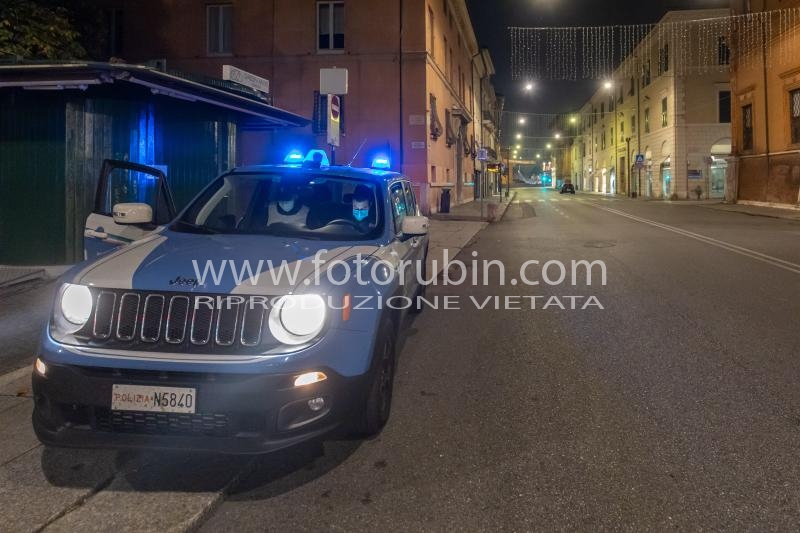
[33, 150, 430, 453]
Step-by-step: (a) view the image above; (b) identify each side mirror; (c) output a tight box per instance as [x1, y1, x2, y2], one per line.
[402, 216, 429, 236]
[112, 203, 153, 225]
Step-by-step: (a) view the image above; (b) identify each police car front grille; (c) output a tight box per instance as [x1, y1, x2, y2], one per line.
[94, 408, 230, 437]
[87, 290, 270, 353]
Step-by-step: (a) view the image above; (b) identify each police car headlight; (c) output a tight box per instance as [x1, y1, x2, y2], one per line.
[60, 284, 93, 326]
[268, 294, 326, 345]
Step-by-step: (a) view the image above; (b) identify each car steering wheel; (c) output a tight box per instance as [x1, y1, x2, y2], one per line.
[325, 218, 362, 229]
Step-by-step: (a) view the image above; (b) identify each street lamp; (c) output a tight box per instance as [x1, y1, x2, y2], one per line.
[519, 117, 526, 125]
[569, 116, 577, 124]
[536, 154, 541, 159]
[516, 133, 522, 140]
[524, 82, 534, 92]
[546, 143, 552, 149]
[554, 133, 561, 139]
[515, 144, 521, 150]
[603, 80, 613, 90]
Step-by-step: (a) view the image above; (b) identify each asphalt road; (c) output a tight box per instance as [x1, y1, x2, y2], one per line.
[3, 189, 800, 531]
[201, 188, 800, 531]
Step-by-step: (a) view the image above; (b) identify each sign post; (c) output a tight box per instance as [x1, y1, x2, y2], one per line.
[635, 154, 645, 199]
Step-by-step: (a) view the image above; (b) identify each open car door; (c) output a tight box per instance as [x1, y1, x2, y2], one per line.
[84, 160, 176, 260]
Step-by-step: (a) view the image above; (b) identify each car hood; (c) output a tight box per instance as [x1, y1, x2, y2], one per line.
[73, 230, 382, 295]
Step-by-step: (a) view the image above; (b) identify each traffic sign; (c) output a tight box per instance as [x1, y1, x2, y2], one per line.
[634, 153, 645, 169]
[330, 95, 341, 122]
[327, 94, 340, 147]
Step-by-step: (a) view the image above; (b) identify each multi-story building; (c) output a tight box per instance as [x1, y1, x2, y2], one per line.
[729, 0, 800, 207]
[115, 0, 499, 213]
[571, 9, 733, 200]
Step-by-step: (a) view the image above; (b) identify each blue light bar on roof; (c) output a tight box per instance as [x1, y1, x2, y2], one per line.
[284, 149, 304, 163]
[303, 149, 330, 167]
[371, 155, 391, 170]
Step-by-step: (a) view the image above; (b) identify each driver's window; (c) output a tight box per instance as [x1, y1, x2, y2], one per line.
[389, 183, 408, 234]
[102, 168, 158, 215]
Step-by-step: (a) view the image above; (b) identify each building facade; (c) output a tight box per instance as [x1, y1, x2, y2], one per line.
[729, 0, 800, 207]
[570, 10, 733, 200]
[115, 0, 500, 213]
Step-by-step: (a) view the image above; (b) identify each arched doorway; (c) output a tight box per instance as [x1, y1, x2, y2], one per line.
[644, 148, 653, 198]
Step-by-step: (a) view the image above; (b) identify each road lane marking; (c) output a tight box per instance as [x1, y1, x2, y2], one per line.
[587, 202, 800, 275]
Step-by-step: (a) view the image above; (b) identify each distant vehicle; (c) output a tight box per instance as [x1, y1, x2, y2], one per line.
[560, 183, 576, 194]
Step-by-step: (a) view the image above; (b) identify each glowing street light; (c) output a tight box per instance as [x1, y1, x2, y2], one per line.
[546, 143, 552, 149]
[536, 154, 541, 159]
[570, 116, 577, 124]
[516, 133, 522, 140]
[603, 80, 613, 90]
[515, 144, 521, 150]
[554, 133, 561, 139]
[519, 117, 526, 125]
[524, 82, 534, 92]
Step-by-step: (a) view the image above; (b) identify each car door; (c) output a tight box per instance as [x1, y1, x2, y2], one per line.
[402, 180, 427, 282]
[386, 181, 418, 300]
[84, 160, 176, 260]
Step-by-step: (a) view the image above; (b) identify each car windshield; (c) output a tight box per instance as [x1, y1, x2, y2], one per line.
[172, 172, 383, 241]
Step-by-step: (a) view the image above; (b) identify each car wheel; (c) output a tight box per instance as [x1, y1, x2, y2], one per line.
[353, 322, 396, 436]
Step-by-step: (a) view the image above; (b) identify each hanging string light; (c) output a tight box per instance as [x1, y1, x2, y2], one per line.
[510, 8, 800, 81]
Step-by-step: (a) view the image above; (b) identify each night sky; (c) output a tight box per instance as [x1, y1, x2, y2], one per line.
[466, 0, 732, 115]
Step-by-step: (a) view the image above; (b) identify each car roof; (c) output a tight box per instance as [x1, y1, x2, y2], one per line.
[230, 164, 405, 183]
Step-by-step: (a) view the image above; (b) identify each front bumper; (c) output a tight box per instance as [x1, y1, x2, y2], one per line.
[32, 360, 368, 454]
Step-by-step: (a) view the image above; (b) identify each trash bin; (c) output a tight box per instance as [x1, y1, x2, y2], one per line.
[440, 188, 452, 214]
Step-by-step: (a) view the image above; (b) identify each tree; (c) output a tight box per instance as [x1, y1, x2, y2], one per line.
[0, 0, 86, 60]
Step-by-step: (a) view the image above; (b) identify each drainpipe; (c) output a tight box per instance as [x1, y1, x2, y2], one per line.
[399, 0, 405, 172]
[761, 6, 771, 201]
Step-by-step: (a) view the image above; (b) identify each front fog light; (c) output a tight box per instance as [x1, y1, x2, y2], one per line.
[34, 358, 47, 377]
[294, 371, 327, 387]
[307, 397, 325, 412]
[61, 284, 93, 326]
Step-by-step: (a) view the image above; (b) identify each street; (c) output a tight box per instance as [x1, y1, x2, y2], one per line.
[2, 188, 800, 530]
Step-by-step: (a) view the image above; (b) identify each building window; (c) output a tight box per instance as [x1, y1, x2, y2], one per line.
[629, 77, 635, 96]
[718, 36, 731, 66]
[601, 129, 606, 150]
[618, 86, 624, 105]
[207, 4, 233, 55]
[620, 120, 625, 142]
[631, 114, 636, 134]
[742, 104, 754, 151]
[661, 97, 668, 128]
[658, 44, 669, 75]
[428, 7, 435, 58]
[318, 1, 344, 52]
[644, 108, 650, 133]
[600, 102, 605, 119]
[790, 89, 800, 145]
[718, 91, 731, 123]
[642, 60, 651, 87]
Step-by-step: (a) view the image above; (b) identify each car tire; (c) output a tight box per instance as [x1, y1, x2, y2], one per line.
[353, 322, 397, 437]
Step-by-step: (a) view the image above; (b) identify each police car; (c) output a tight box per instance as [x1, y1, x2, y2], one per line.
[32, 150, 429, 453]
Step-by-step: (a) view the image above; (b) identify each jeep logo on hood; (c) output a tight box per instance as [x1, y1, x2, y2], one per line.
[169, 276, 199, 288]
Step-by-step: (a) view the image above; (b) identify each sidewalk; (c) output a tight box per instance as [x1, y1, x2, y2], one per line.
[429, 191, 517, 222]
[426, 218, 488, 279]
[701, 202, 800, 222]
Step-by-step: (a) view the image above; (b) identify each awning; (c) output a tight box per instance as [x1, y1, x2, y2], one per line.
[0, 61, 309, 129]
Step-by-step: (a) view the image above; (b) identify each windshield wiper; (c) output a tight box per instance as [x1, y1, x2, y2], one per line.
[172, 220, 221, 234]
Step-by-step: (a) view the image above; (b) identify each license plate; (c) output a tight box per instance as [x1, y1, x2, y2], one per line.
[111, 384, 196, 414]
